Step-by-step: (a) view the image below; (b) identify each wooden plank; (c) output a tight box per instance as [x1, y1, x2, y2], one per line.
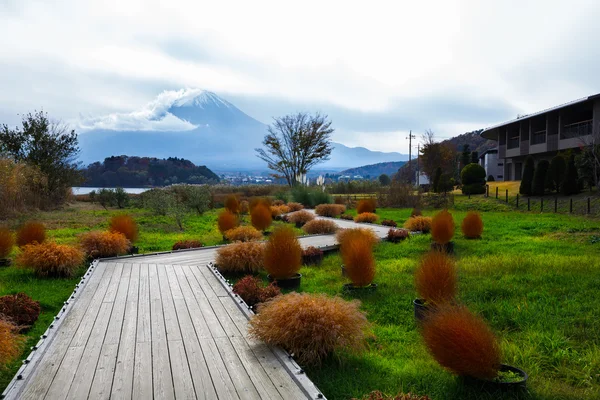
[160, 265, 182, 341]
[136, 264, 151, 343]
[88, 263, 132, 399]
[181, 265, 226, 338]
[132, 341, 152, 399]
[168, 340, 197, 400]
[41, 346, 85, 400]
[214, 337, 260, 400]
[149, 264, 175, 400]
[199, 266, 229, 297]
[173, 265, 212, 339]
[199, 338, 240, 400]
[111, 263, 140, 400]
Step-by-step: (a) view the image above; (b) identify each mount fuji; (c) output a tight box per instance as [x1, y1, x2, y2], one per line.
[78, 89, 408, 171]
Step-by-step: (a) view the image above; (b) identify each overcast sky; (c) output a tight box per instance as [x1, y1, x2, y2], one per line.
[1, 0, 600, 153]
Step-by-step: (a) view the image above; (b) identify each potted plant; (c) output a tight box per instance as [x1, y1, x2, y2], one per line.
[302, 246, 324, 266]
[430, 210, 455, 253]
[413, 251, 457, 321]
[264, 225, 303, 289]
[387, 228, 409, 243]
[341, 237, 377, 292]
[251, 203, 273, 235]
[0, 227, 14, 267]
[337, 228, 379, 277]
[422, 305, 528, 390]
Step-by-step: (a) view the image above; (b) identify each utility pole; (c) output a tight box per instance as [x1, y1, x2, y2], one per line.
[406, 130, 416, 184]
[416, 143, 420, 186]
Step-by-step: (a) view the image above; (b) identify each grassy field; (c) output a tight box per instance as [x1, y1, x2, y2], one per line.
[1, 197, 600, 399]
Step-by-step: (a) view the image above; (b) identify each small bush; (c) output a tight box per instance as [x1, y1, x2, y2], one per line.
[272, 199, 285, 206]
[356, 198, 376, 214]
[0, 227, 14, 259]
[286, 202, 304, 212]
[263, 225, 302, 279]
[302, 219, 339, 235]
[239, 200, 249, 214]
[0, 293, 41, 330]
[381, 219, 397, 227]
[353, 391, 431, 400]
[336, 228, 379, 248]
[287, 210, 315, 225]
[431, 210, 454, 244]
[218, 210, 239, 234]
[232, 276, 281, 308]
[172, 240, 203, 250]
[342, 238, 375, 287]
[340, 214, 354, 220]
[270, 205, 290, 218]
[302, 246, 323, 257]
[315, 204, 346, 217]
[422, 305, 501, 379]
[225, 226, 263, 242]
[216, 241, 264, 273]
[224, 195, 240, 213]
[354, 212, 378, 224]
[487, 175, 495, 182]
[17, 242, 84, 277]
[460, 163, 486, 195]
[109, 214, 139, 243]
[249, 197, 271, 212]
[79, 231, 130, 258]
[248, 293, 370, 365]
[16, 221, 46, 247]
[387, 228, 409, 243]
[461, 211, 483, 239]
[0, 317, 23, 366]
[114, 187, 130, 208]
[404, 216, 432, 233]
[414, 251, 457, 305]
[251, 204, 272, 231]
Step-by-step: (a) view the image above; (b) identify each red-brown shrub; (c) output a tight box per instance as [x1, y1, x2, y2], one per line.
[232, 276, 281, 308]
[341, 238, 376, 287]
[356, 198, 376, 214]
[248, 293, 370, 365]
[286, 202, 304, 212]
[431, 210, 455, 245]
[218, 210, 239, 234]
[16, 221, 46, 247]
[0, 317, 23, 366]
[79, 231, 130, 258]
[225, 226, 263, 242]
[421, 305, 501, 380]
[172, 240, 203, 250]
[353, 391, 431, 400]
[404, 216, 432, 233]
[216, 241, 264, 273]
[272, 199, 285, 206]
[354, 212, 378, 224]
[336, 228, 379, 248]
[414, 251, 457, 305]
[0, 227, 14, 259]
[109, 214, 139, 243]
[251, 204, 272, 231]
[287, 210, 315, 225]
[381, 219, 397, 227]
[249, 197, 271, 212]
[315, 204, 346, 217]
[224, 195, 240, 214]
[461, 211, 484, 239]
[270, 205, 290, 218]
[263, 225, 302, 279]
[302, 219, 338, 235]
[17, 242, 84, 277]
[0, 293, 41, 330]
[387, 228, 409, 243]
[239, 200, 249, 214]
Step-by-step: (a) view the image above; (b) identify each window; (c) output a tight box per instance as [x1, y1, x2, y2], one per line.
[498, 163, 504, 166]
[497, 175, 503, 179]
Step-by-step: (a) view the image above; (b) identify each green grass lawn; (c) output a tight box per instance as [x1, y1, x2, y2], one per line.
[2, 199, 600, 399]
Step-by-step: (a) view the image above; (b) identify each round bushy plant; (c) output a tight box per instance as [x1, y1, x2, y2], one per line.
[460, 163, 486, 195]
[315, 204, 346, 217]
[17, 242, 84, 277]
[461, 211, 483, 239]
[251, 204, 272, 232]
[404, 216, 432, 233]
[0, 317, 24, 365]
[218, 210, 239, 235]
[354, 212, 378, 224]
[109, 214, 139, 243]
[414, 251, 457, 304]
[232, 276, 281, 308]
[286, 202, 304, 212]
[0, 293, 41, 330]
[263, 225, 302, 280]
[336, 228, 379, 248]
[79, 231, 130, 258]
[224, 226, 263, 242]
[287, 210, 315, 225]
[16, 221, 46, 247]
[342, 239, 376, 287]
[224, 195, 240, 214]
[356, 199, 376, 214]
[431, 210, 454, 245]
[302, 219, 338, 235]
[216, 241, 264, 273]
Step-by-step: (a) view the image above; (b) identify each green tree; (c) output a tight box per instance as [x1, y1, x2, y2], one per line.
[256, 112, 334, 186]
[0, 111, 82, 204]
[114, 187, 130, 209]
[532, 160, 549, 195]
[419, 131, 456, 182]
[461, 144, 471, 168]
[519, 156, 535, 195]
[378, 174, 391, 186]
[433, 167, 442, 193]
[471, 151, 479, 164]
[460, 163, 486, 194]
[561, 155, 580, 195]
[548, 155, 566, 192]
[97, 188, 115, 209]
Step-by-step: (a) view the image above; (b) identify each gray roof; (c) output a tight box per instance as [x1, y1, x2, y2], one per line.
[481, 92, 600, 139]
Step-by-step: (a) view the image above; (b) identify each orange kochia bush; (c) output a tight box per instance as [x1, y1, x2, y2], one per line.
[0, 317, 24, 366]
[224, 195, 241, 214]
[17, 242, 84, 277]
[251, 204, 272, 231]
[79, 231, 130, 258]
[461, 211, 484, 239]
[356, 198, 376, 214]
[302, 219, 338, 235]
[16, 221, 46, 247]
[216, 241, 264, 273]
[354, 212, 378, 224]
[263, 225, 302, 279]
[431, 210, 454, 244]
[0, 227, 14, 259]
[224, 226, 263, 242]
[341, 238, 376, 287]
[248, 293, 370, 365]
[336, 228, 379, 248]
[286, 202, 304, 212]
[287, 210, 315, 225]
[109, 214, 139, 243]
[421, 305, 501, 380]
[414, 251, 457, 305]
[218, 210, 239, 234]
[315, 204, 346, 217]
[403, 216, 432, 233]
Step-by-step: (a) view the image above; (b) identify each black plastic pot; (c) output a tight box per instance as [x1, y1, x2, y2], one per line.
[463, 364, 528, 391]
[343, 283, 378, 293]
[263, 231, 272, 237]
[295, 222, 304, 229]
[0, 258, 11, 267]
[268, 273, 301, 290]
[302, 253, 323, 266]
[431, 241, 454, 254]
[413, 298, 430, 321]
[128, 246, 139, 255]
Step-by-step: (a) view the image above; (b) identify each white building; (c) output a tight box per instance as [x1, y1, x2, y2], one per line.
[478, 149, 503, 181]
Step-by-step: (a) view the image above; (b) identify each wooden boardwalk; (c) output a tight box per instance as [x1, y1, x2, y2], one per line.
[2, 215, 390, 400]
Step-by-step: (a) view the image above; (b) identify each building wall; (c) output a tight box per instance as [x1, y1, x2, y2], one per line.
[483, 152, 502, 180]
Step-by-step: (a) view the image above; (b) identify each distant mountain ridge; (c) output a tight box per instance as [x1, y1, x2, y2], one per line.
[339, 161, 407, 177]
[78, 89, 408, 171]
[442, 129, 495, 154]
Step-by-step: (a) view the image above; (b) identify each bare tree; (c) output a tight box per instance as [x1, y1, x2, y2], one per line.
[421, 129, 436, 146]
[256, 112, 334, 186]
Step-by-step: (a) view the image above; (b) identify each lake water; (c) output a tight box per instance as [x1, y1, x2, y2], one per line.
[72, 187, 149, 195]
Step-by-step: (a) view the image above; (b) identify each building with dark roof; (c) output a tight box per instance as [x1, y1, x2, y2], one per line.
[481, 93, 600, 181]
